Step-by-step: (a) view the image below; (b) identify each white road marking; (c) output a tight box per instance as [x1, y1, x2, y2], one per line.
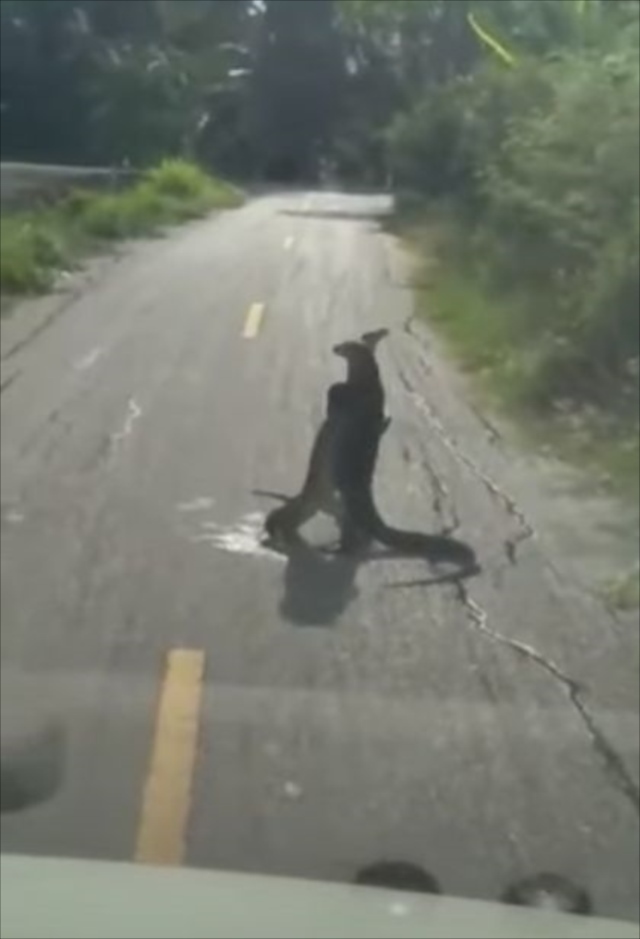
[74, 346, 105, 371]
[111, 398, 142, 450]
[284, 236, 294, 250]
[242, 302, 265, 339]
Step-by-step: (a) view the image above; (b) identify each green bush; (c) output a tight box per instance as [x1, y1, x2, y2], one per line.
[76, 194, 132, 239]
[77, 185, 172, 238]
[142, 159, 243, 210]
[0, 215, 72, 292]
[1, 161, 243, 295]
[392, 18, 639, 495]
[481, 45, 639, 395]
[143, 159, 212, 199]
[387, 61, 550, 211]
[393, 25, 639, 411]
[62, 189, 98, 218]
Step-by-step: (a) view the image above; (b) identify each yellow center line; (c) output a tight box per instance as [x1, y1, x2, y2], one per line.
[242, 302, 265, 339]
[135, 649, 205, 866]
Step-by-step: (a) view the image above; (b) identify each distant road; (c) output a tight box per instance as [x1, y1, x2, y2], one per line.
[0, 161, 138, 208]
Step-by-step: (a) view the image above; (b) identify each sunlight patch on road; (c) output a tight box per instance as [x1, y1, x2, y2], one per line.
[135, 649, 205, 866]
[242, 302, 265, 339]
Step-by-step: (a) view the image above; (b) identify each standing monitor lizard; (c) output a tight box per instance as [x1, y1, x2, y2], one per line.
[263, 329, 390, 549]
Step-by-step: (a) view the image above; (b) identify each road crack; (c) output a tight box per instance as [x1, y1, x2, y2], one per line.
[108, 397, 142, 460]
[469, 404, 503, 445]
[1, 297, 70, 363]
[454, 582, 640, 816]
[418, 451, 460, 535]
[394, 354, 639, 812]
[397, 366, 533, 564]
[0, 368, 20, 395]
[402, 321, 502, 445]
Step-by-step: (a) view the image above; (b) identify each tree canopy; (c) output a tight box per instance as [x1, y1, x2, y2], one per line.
[1, 0, 637, 184]
[1, 0, 638, 416]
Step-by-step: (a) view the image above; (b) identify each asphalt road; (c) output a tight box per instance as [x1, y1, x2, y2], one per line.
[1, 191, 638, 922]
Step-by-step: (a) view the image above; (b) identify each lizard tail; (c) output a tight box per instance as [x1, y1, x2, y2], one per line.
[346, 489, 478, 571]
[252, 488, 291, 503]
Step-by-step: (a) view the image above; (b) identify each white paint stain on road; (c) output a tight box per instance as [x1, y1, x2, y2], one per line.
[1, 509, 24, 526]
[111, 398, 142, 450]
[191, 511, 284, 562]
[74, 346, 106, 371]
[177, 497, 216, 512]
[283, 780, 303, 800]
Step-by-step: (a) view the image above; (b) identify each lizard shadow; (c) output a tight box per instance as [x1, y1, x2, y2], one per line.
[268, 531, 480, 628]
[271, 532, 361, 628]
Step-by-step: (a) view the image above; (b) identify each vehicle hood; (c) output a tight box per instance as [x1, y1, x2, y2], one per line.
[1, 855, 638, 939]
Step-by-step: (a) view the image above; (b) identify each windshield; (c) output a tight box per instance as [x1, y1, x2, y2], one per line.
[1, 0, 638, 929]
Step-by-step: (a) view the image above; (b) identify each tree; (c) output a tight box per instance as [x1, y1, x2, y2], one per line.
[0, 0, 97, 161]
[0, 0, 254, 167]
[248, 0, 346, 181]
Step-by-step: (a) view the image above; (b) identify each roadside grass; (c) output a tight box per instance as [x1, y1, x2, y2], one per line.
[0, 213, 78, 293]
[0, 159, 242, 300]
[400, 216, 640, 506]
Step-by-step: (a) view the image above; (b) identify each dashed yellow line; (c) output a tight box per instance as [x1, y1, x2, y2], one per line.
[135, 649, 205, 866]
[242, 302, 265, 339]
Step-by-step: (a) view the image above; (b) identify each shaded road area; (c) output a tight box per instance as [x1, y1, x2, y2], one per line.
[1, 191, 638, 920]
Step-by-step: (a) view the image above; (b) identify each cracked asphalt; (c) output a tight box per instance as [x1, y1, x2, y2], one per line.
[1, 191, 638, 922]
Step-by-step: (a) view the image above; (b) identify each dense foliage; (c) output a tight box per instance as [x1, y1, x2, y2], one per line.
[385, 2, 639, 416]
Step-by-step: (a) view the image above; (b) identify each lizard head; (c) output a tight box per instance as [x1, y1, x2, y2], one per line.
[333, 331, 387, 379]
[360, 328, 389, 350]
[333, 329, 388, 362]
[332, 340, 370, 364]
